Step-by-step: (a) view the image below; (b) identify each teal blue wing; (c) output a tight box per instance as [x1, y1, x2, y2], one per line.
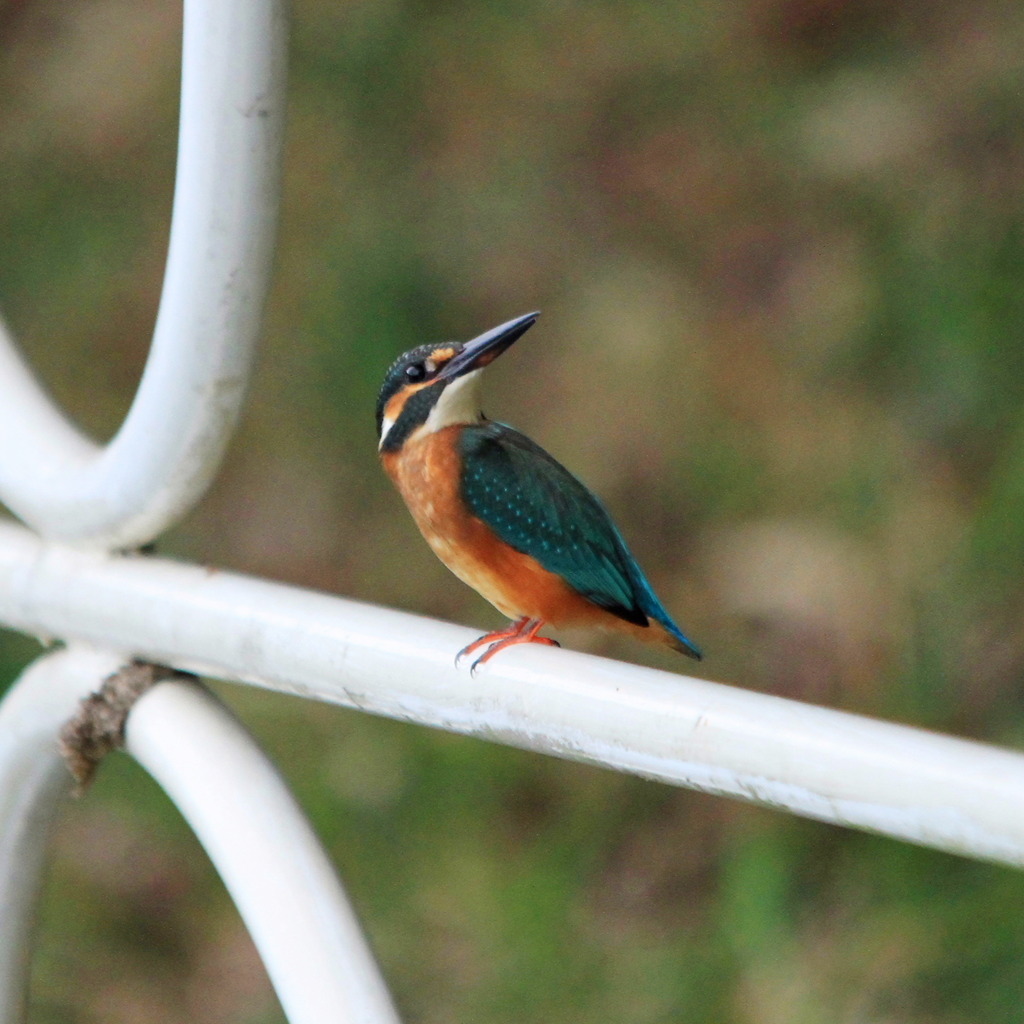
[458, 422, 654, 627]
[458, 422, 702, 659]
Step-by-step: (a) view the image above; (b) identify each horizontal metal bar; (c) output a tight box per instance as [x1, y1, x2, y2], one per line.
[2, 519, 1023, 868]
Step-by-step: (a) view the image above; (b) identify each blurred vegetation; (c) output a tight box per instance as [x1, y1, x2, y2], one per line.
[2, 0, 1024, 1020]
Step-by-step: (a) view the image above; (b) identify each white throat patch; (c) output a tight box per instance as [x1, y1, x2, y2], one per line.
[378, 369, 485, 450]
[378, 415, 396, 449]
[422, 369, 484, 434]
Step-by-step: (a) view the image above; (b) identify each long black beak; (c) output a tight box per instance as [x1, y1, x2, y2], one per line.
[439, 311, 540, 381]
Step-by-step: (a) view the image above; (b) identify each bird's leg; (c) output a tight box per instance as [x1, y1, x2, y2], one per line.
[456, 616, 531, 664]
[457, 617, 560, 673]
[472, 618, 560, 671]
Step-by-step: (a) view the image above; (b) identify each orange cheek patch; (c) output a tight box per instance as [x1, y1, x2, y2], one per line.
[384, 381, 434, 423]
[426, 347, 456, 370]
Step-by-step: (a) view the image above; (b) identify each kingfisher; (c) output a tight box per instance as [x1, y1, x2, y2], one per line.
[377, 311, 702, 669]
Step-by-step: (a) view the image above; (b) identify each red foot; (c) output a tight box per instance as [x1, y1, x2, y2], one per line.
[457, 617, 560, 673]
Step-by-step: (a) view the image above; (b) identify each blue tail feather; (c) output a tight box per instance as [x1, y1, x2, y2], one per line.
[633, 571, 703, 661]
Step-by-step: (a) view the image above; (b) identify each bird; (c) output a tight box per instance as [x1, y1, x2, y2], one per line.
[376, 311, 702, 670]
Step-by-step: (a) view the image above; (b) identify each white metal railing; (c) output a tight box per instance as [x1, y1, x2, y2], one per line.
[0, 0, 284, 550]
[2, 2, 1023, 1023]
[0, 3, 402, 1021]
[0, 647, 400, 1024]
[4, 518, 1024, 871]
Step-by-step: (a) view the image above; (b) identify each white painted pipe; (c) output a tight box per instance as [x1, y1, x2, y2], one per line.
[127, 679, 402, 1024]
[0, 646, 402, 1024]
[0, 647, 126, 1024]
[0, 0, 286, 549]
[2, 520, 1022, 868]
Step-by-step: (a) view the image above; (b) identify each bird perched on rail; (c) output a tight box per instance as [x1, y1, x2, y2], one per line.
[376, 312, 702, 670]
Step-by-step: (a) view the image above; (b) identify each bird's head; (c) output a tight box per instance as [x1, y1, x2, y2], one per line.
[376, 311, 539, 453]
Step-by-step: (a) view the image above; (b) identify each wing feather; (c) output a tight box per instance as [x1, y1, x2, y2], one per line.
[458, 422, 649, 626]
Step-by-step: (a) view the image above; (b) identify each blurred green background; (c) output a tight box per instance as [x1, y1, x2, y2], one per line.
[3, 0, 1024, 1020]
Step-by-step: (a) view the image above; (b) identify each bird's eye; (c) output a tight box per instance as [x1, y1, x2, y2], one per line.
[405, 362, 427, 382]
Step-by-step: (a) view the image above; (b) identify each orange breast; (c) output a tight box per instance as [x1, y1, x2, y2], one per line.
[382, 427, 613, 628]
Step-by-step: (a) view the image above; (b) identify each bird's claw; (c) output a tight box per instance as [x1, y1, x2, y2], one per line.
[456, 620, 560, 674]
